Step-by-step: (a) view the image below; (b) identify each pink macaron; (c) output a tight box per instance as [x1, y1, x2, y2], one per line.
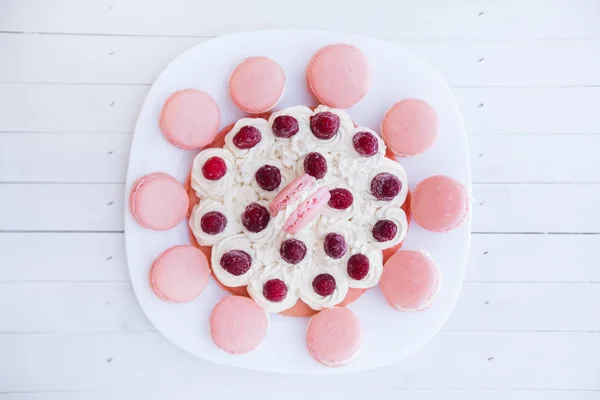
[160, 89, 220, 150]
[283, 186, 331, 235]
[381, 98, 439, 157]
[229, 56, 285, 114]
[380, 250, 441, 312]
[149, 245, 211, 303]
[306, 307, 363, 367]
[210, 296, 269, 354]
[270, 173, 316, 216]
[130, 172, 189, 231]
[307, 44, 371, 109]
[411, 175, 468, 232]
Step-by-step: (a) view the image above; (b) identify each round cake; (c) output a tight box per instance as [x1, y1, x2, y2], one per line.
[188, 105, 409, 313]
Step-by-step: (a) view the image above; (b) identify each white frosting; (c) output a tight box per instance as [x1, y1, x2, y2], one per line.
[269, 106, 316, 168]
[247, 262, 300, 313]
[344, 243, 384, 289]
[191, 147, 238, 201]
[294, 149, 337, 186]
[321, 180, 363, 220]
[189, 200, 241, 246]
[299, 265, 349, 310]
[187, 105, 410, 312]
[240, 158, 295, 201]
[224, 118, 274, 159]
[305, 105, 353, 151]
[366, 207, 409, 250]
[211, 234, 258, 287]
[239, 199, 280, 243]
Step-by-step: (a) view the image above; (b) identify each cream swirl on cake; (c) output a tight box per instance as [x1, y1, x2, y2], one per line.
[188, 105, 410, 313]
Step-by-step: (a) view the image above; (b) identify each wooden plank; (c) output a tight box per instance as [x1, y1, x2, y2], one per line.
[2, 133, 599, 183]
[0, 390, 597, 400]
[467, 234, 600, 283]
[0, 184, 124, 231]
[472, 184, 600, 233]
[1, 0, 598, 39]
[2, 33, 599, 86]
[2, 233, 598, 283]
[1, 281, 597, 333]
[0, 233, 128, 282]
[2, 183, 598, 232]
[469, 135, 600, 183]
[1, 84, 599, 134]
[0, 331, 597, 391]
[0, 133, 131, 183]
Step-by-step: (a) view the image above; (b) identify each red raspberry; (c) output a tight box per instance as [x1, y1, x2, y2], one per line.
[303, 152, 327, 179]
[263, 279, 288, 302]
[233, 125, 261, 149]
[255, 165, 282, 191]
[312, 273, 336, 296]
[280, 238, 307, 264]
[347, 254, 370, 280]
[323, 233, 347, 259]
[328, 188, 354, 210]
[272, 115, 299, 138]
[201, 156, 227, 180]
[352, 131, 379, 157]
[310, 112, 340, 140]
[241, 203, 270, 233]
[372, 220, 398, 242]
[200, 211, 227, 235]
[370, 172, 401, 201]
[220, 250, 252, 276]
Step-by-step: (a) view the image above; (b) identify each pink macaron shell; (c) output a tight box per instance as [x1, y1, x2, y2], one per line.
[229, 56, 285, 114]
[411, 175, 468, 232]
[307, 44, 371, 109]
[306, 307, 363, 367]
[149, 245, 211, 303]
[380, 250, 441, 312]
[159, 89, 220, 150]
[130, 172, 189, 231]
[381, 99, 439, 157]
[210, 296, 269, 354]
[270, 173, 316, 216]
[283, 186, 331, 235]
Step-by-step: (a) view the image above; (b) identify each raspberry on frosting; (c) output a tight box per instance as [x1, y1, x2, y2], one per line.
[188, 104, 409, 316]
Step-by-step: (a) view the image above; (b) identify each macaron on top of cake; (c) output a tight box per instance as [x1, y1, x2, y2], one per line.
[382, 98, 438, 157]
[307, 44, 371, 109]
[160, 89, 220, 150]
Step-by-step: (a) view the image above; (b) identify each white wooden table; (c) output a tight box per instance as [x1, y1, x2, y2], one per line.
[1, 1, 599, 398]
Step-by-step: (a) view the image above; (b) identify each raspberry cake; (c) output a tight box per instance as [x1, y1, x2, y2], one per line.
[188, 105, 409, 313]
[129, 40, 468, 369]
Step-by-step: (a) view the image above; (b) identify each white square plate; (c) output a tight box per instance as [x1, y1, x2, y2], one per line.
[125, 30, 471, 374]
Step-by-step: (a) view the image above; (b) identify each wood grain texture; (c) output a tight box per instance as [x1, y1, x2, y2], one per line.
[1, 391, 598, 400]
[2, 34, 599, 86]
[0, 331, 598, 391]
[2, 0, 598, 39]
